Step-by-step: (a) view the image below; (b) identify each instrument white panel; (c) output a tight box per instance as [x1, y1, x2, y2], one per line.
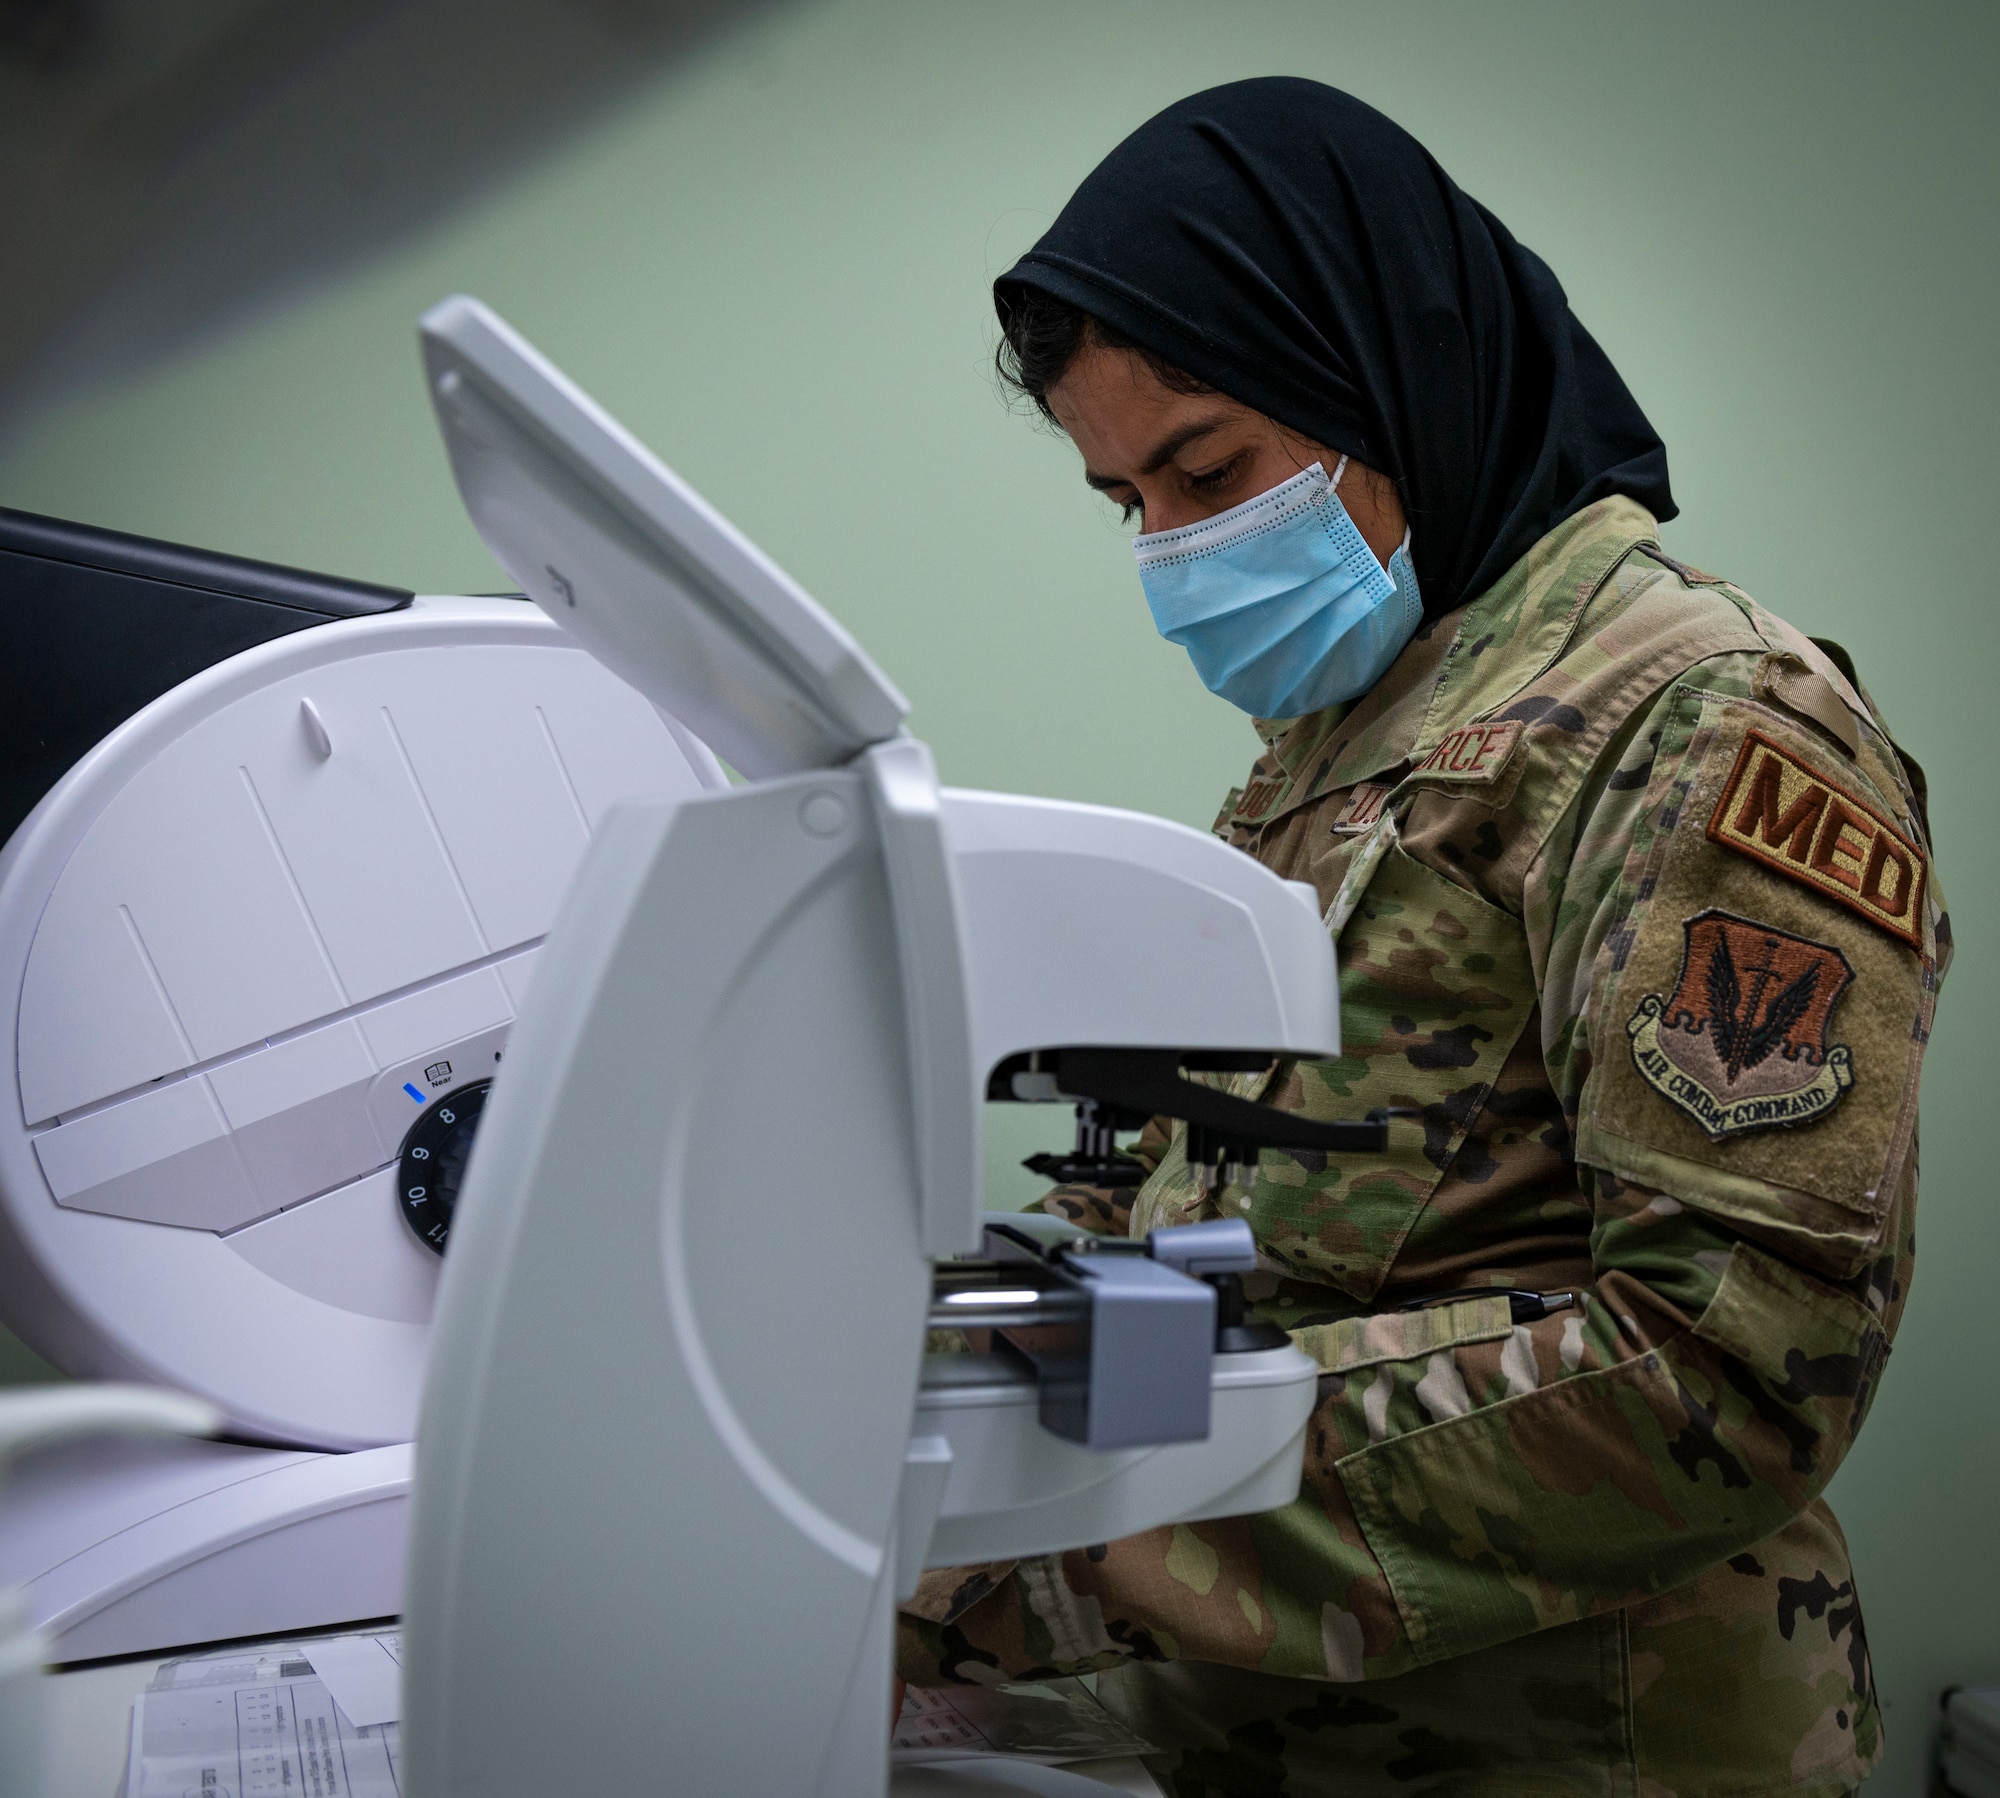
[0, 598, 723, 1447]
[19, 640, 673, 1124]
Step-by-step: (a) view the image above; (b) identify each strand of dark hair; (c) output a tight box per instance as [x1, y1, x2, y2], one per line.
[993, 284, 1208, 426]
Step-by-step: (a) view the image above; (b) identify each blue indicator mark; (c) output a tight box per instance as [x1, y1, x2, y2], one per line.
[403, 1082, 427, 1104]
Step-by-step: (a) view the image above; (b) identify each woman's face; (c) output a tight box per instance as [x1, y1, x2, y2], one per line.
[1046, 340, 1407, 562]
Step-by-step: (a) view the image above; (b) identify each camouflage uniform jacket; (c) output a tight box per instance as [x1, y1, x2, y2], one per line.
[900, 498, 1950, 1796]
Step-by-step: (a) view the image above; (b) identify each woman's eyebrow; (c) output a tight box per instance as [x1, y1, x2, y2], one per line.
[1082, 414, 1238, 490]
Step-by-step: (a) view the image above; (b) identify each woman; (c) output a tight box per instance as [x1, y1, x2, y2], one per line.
[897, 80, 1946, 1797]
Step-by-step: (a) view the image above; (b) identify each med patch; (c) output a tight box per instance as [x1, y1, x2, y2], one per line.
[1627, 911, 1854, 1138]
[1708, 730, 1925, 948]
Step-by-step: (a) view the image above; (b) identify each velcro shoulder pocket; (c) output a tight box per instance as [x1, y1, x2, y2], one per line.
[1577, 697, 1936, 1279]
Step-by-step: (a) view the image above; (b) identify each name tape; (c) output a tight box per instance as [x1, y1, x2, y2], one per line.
[1234, 776, 1287, 822]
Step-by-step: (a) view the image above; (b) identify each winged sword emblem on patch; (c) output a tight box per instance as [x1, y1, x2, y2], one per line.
[1626, 910, 1855, 1138]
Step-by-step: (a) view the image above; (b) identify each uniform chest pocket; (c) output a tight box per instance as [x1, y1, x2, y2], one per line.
[1134, 830, 1538, 1301]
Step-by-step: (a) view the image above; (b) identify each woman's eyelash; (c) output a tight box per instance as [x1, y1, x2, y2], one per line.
[1110, 457, 1238, 523]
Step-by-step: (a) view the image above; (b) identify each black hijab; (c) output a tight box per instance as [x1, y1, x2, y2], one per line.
[996, 78, 1675, 617]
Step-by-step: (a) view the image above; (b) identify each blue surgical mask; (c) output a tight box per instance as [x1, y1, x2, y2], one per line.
[1133, 458, 1422, 721]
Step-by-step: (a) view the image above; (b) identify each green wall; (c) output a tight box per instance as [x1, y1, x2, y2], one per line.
[2, 1, 1991, 1786]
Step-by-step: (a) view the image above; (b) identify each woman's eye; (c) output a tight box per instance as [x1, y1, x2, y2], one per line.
[1187, 458, 1242, 495]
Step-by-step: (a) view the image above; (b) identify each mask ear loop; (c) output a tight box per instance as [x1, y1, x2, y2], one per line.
[1328, 456, 1415, 568]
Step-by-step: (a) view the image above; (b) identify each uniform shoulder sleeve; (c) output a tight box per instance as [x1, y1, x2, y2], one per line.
[1571, 673, 1942, 1282]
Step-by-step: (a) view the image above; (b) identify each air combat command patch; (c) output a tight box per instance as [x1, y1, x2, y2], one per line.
[1626, 910, 1855, 1138]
